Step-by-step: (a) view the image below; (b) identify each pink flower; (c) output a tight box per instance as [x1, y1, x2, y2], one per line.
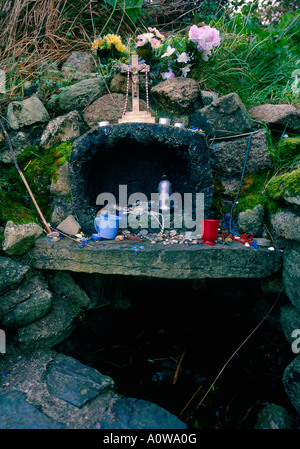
[150, 38, 161, 49]
[188, 25, 201, 43]
[148, 27, 165, 40]
[161, 69, 176, 80]
[136, 39, 146, 47]
[189, 25, 220, 53]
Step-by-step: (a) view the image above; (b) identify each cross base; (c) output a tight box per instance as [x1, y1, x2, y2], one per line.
[118, 111, 156, 124]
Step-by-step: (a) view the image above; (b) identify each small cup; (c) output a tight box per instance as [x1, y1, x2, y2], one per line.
[98, 121, 110, 127]
[159, 118, 171, 125]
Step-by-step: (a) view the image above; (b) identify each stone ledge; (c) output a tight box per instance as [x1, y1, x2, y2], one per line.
[30, 238, 283, 279]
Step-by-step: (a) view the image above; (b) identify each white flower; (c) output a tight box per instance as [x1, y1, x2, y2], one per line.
[161, 45, 176, 58]
[181, 66, 191, 77]
[201, 50, 211, 61]
[177, 52, 190, 63]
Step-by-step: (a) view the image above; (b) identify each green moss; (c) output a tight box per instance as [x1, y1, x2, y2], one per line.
[266, 168, 300, 200]
[235, 170, 283, 215]
[0, 142, 72, 227]
[274, 137, 300, 161]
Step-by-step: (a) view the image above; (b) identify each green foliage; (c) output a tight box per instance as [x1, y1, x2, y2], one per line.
[0, 142, 72, 227]
[105, 0, 144, 25]
[193, 10, 300, 107]
[270, 136, 300, 170]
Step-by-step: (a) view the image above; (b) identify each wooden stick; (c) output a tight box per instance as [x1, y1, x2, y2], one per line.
[0, 118, 52, 234]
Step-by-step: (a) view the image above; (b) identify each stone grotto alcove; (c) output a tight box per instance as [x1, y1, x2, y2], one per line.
[69, 123, 214, 234]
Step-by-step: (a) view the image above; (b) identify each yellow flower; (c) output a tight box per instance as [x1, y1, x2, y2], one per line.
[92, 37, 105, 51]
[104, 34, 122, 49]
[116, 42, 128, 53]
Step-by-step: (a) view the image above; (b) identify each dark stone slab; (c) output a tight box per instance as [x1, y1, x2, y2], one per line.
[69, 123, 213, 234]
[31, 237, 282, 279]
[100, 397, 187, 429]
[45, 353, 114, 407]
[0, 390, 65, 429]
[0, 256, 30, 294]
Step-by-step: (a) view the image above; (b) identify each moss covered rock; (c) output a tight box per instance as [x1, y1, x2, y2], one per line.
[266, 168, 300, 200]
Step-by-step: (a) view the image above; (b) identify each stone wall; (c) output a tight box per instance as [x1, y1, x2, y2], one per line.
[0, 51, 300, 429]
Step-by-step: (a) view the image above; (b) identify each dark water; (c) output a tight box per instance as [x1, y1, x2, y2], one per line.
[56, 276, 298, 429]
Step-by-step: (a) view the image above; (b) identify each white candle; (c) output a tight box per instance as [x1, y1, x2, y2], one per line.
[159, 180, 171, 212]
[159, 118, 171, 125]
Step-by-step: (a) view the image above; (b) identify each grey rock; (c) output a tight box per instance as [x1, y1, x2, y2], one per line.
[282, 244, 300, 310]
[2, 221, 44, 256]
[6, 96, 50, 130]
[50, 161, 71, 196]
[0, 349, 187, 429]
[0, 130, 32, 163]
[280, 303, 300, 346]
[45, 353, 114, 408]
[30, 237, 283, 279]
[192, 92, 254, 137]
[56, 214, 81, 236]
[200, 90, 219, 106]
[238, 204, 265, 237]
[282, 354, 300, 415]
[0, 256, 30, 294]
[271, 210, 300, 243]
[15, 297, 76, 353]
[151, 77, 201, 114]
[99, 397, 187, 429]
[249, 103, 300, 133]
[254, 403, 292, 429]
[58, 78, 105, 111]
[0, 275, 52, 329]
[52, 271, 90, 308]
[61, 52, 96, 80]
[50, 199, 73, 227]
[40, 110, 84, 149]
[210, 129, 272, 178]
[0, 391, 65, 429]
[283, 194, 300, 210]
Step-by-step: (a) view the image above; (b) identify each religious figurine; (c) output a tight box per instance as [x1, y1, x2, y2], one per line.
[118, 54, 156, 123]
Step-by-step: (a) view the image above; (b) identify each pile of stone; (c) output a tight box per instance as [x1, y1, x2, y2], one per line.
[0, 51, 300, 429]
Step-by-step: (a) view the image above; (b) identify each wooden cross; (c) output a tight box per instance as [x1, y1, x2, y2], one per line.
[118, 54, 156, 123]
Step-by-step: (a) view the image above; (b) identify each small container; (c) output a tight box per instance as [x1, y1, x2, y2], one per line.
[98, 121, 110, 127]
[174, 123, 184, 128]
[159, 118, 171, 125]
[94, 214, 120, 239]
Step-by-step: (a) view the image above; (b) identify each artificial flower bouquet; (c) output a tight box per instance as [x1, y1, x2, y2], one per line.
[92, 33, 129, 63]
[135, 24, 221, 80]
